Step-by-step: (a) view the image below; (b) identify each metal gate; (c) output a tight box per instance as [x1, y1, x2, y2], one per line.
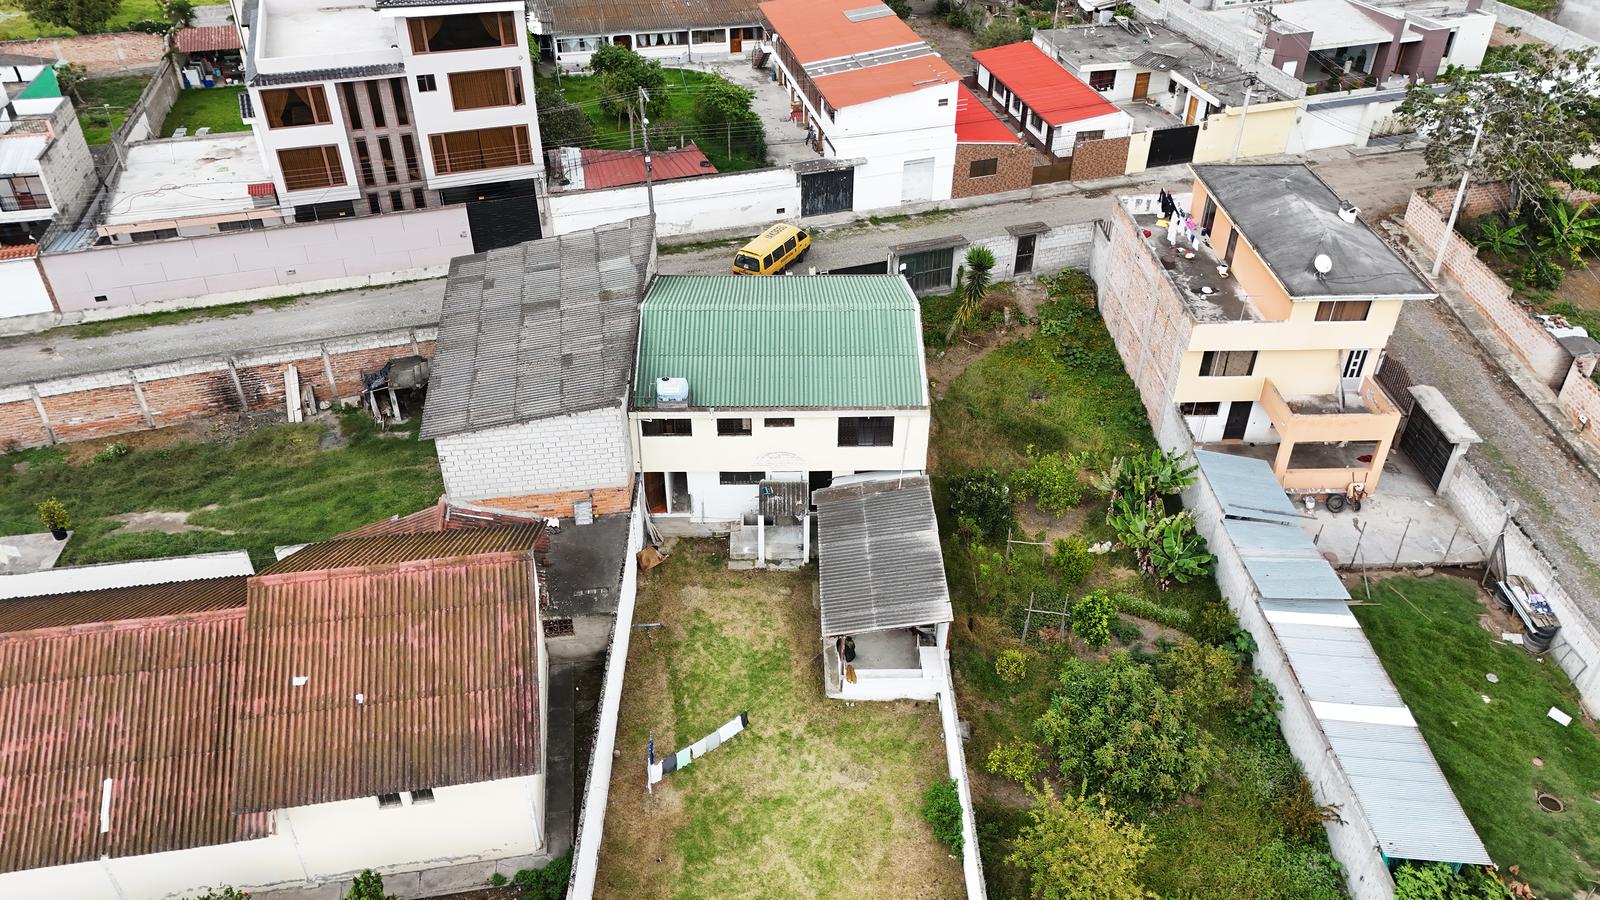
[801, 167, 854, 217]
[1398, 403, 1453, 489]
[828, 260, 888, 275]
[1146, 125, 1199, 169]
[440, 180, 542, 252]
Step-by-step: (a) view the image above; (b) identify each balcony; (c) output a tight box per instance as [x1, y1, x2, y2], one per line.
[1257, 376, 1401, 493]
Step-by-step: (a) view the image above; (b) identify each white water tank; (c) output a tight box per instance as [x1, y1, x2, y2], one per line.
[1338, 202, 1359, 224]
[657, 376, 689, 404]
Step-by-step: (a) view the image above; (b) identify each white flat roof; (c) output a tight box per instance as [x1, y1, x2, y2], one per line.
[0, 550, 256, 599]
[259, 0, 397, 62]
[103, 134, 268, 226]
[0, 132, 47, 175]
[1271, 0, 1399, 50]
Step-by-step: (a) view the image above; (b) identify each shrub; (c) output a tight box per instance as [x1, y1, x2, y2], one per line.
[974, 18, 1031, 50]
[37, 497, 70, 532]
[537, 88, 595, 151]
[1069, 589, 1117, 648]
[1109, 616, 1141, 645]
[344, 870, 390, 900]
[511, 850, 572, 899]
[995, 648, 1028, 684]
[985, 737, 1046, 785]
[946, 7, 972, 28]
[1006, 786, 1152, 900]
[1049, 537, 1093, 587]
[1108, 499, 1213, 587]
[93, 441, 130, 463]
[188, 890, 250, 900]
[934, 0, 952, 12]
[1394, 862, 1518, 900]
[885, 0, 911, 16]
[1157, 638, 1241, 722]
[1273, 774, 1344, 842]
[948, 468, 1013, 540]
[1110, 591, 1191, 629]
[1235, 673, 1284, 745]
[921, 778, 965, 853]
[1012, 445, 1087, 516]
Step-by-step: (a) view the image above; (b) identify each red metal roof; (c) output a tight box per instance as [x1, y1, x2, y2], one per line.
[954, 83, 1020, 144]
[232, 526, 545, 812]
[246, 181, 276, 198]
[175, 25, 242, 53]
[972, 41, 1120, 127]
[0, 243, 39, 260]
[813, 54, 961, 109]
[761, 0, 925, 64]
[578, 145, 717, 190]
[0, 575, 247, 633]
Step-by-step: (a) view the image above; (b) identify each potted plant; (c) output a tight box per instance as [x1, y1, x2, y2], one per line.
[38, 497, 71, 540]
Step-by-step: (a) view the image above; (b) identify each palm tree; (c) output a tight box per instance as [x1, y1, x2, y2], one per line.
[946, 246, 997, 344]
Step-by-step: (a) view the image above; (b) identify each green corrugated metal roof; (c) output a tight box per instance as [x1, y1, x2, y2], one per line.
[633, 275, 927, 409]
[15, 66, 59, 100]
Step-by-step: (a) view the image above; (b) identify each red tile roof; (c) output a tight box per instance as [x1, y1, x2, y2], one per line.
[246, 181, 276, 198]
[813, 54, 961, 109]
[232, 526, 544, 812]
[578, 145, 717, 190]
[174, 25, 242, 53]
[972, 41, 1120, 127]
[954, 83, 1020, 144]
[0, 243, 39, 260]
[761, 0, 924, 64]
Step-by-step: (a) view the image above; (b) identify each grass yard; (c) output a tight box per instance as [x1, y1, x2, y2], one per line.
[0, 0, 161, 39]
[162, 86, 249, 136]
[74, 75, 151, 144]
[1353, 575, 1600, 898]
[0, 412, 443, 569]
[594, 545, 963, 900]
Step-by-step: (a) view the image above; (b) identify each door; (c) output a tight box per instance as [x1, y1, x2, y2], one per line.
[808, 470, 833, 507]
[898, 246, 956, 293]
[1224, 229, 1239, 265]
[901, 157, 935, 203]
[441, 180, 542, 252]
[613, 34, 632, 49]
[1342, 349, 1370, 380]
[1185, 96, 1200, 124]
[644, 473, 667, 514]
[1015, 233, 1036, 274]
[1133, 71, 1151, 100]
[1398, 405, 1452, 489]
[1222, 401, 1252, 441]
[800, 167, 854, 217]
[730, 29, 742, 53]
[1201, 197, 1216, 233]
[1145, 125, 1198, 168]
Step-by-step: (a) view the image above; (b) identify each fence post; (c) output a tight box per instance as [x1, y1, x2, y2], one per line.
[1022, 591, 1034, 643]
[1393, 517, 1411, 568]
[1442, 525, 1459, 566]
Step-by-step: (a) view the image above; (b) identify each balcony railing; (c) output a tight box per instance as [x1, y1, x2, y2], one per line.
[0, 195, 51, 213]
[1258, 376, 1402, 492]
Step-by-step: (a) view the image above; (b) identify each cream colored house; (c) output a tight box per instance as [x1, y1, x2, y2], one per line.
[1100, 163, 1434, 493]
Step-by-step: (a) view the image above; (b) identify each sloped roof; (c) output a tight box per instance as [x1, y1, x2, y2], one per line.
[814, 476, 951, 635]
[544, 0, 758, 33]
[419, 217, 653, 439]
[175, 25, 242, 53]
[761, 0, 921, 63]
[955, 83, 1020, 144]
[973, 41, 1120, 126]
[578, 145, 716, 189]
[0, 550, 256, 600]
[813, 53, 961, 108]
[0, 575, 248, 632]
[232, 526, 545, 812]
[632, 274, 928, 409]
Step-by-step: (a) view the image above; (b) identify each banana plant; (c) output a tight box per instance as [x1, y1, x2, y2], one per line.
[1474, 218, 1527, 260]
[1536, 199, 1600, 266]
[1146, 513, 1216, 586]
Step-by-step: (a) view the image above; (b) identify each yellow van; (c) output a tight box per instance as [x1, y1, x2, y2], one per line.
[731, 223, 810, 276]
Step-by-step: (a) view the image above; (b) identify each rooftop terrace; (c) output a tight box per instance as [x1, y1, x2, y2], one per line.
[1034, 24, 1279, 107]
[1129, 201, 1261, 323]
[102, 134, 268, 227]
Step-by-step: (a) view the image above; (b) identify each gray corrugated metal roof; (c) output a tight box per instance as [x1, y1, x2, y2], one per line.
[814, 476, 951, 636]
[1194, 450, 1302, 524]
[419, 217, 653, 440]
[250, 63, 405, 87]
[1240, 556, 1351, 601]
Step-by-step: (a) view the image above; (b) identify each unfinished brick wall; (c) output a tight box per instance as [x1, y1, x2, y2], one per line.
[1068, 136, 1131, 183]
[1418, 182, 1512, 221]
[0, 328, 435, 450]
[0, 33, 164, 75]
[1096, 206, 1193, 420]
[950, 142, 1034, 199]
[1558, 365, 1600, 434]
[472, 483, 636, 519]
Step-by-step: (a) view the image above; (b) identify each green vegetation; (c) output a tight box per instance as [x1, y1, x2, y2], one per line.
[508, 850, 572, 900]
[0, 0, 161, 39]
[162, 86, 249, 136]
[0, 412, 443, 569]
[34, 295, 299, 339]
[921, 778, 965, 853]
[343, 870, 390, 900]
[1007, 786, 1152, 900]
[73, 75, 151, 144]
[1352, 576, 1600, 898]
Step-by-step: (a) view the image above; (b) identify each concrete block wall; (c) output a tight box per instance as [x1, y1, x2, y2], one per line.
[435, 406, 633, 504]
[0, 328, 435, 449]
[0, 33, 164, 75]
[967, 221, 1097, 283]
[111, 58, 182, 148]
[547, 168, 802, 237]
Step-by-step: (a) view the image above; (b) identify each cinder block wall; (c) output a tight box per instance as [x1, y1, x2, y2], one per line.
[434, 406, 633, 504]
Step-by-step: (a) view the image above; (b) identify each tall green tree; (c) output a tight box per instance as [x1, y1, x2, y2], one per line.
[536, 87, 596, 150]
[694, 75, 767, 162]
[20, 0, 120, 34]
[1007, 785, 1153, 900]
[589, 43, 666, 136]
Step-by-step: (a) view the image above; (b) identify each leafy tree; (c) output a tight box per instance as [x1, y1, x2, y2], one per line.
[20, 0, 120, 34]
[948, 245, 997, 343]
[1069, 589, 1116, 649]
[1533, 196, 1600, 265]
[948, 468, 1013, 540]
[1049, 537, 1093, 587]
[344, 870, 392, 900]
[1157, 638, 1240, 721]
[1006, 785, 1153, 900]
[1012, 445, 1087, 516]
[974, 18, 1031, 50]
[996, 648, 1029, 684]
[986, 738, 1047, 785]
[920, 778, 965, 853]
[694, 74, 767, 163]
[589, 44, 666, 130]
[536, 88, 595, 150]
[162, 0, 195, 27]
[1035, 651, 1222, 804]
[55, 62, 87, 103]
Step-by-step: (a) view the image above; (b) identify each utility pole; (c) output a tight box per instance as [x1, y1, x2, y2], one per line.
[639, 87, 657, 220]
[1229, 86, 1254, 162]
[1432, 116, 1486, 278]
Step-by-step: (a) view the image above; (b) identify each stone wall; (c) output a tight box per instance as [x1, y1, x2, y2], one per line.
[1069, 135, 1131, 182]
[0, 32, 164, 75]
[950, 142, 1033, 200]
[0, 328, 434, 449]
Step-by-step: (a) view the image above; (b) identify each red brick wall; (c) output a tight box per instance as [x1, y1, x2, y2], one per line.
[951, 143, 1034, 199]
[1097, 205, 1195, 419]
[0, 33, 164, 76]
[1069, 136, 1131, 182]
[475, 483, 636, 519]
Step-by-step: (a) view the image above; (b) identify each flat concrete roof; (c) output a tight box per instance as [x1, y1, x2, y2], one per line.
[103, 134, 268, 226]
[1033, 24, 1276, 106]
[259, 0, 395, 62]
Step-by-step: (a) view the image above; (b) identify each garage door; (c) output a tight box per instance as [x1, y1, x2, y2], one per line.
[439, 179, 542, 252]
[801, 168, 854, 217]
[901, 157, 935, 203]
[1398, 404, 1453, 489]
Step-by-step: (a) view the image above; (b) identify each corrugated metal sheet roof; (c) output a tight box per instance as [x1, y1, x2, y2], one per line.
[1193, 449, 1302, 524]
[233, 528, 543, 812]
[1238, 556, 1350, 601]
[544, 0, 757, 34]
[175, 24, 242, 52]
[814, 476, 951, 635]
[0, 607, 268, 872]
[578, 145, 716, 189]
[0, 575, 247, 632]
[633, 275, 927, 409]
[419, 217, 653, 439]
[0, 550, 256, 600]
[259, 525, 543, 575]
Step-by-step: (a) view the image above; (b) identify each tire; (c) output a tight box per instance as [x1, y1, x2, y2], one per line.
[1349, 497, 1362, 513]
[1325, 493, 1346, 513]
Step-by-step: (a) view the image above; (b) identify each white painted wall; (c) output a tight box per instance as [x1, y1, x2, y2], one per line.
[1294, 101, 1371, 153]
[0, 255, 52, 318]
[630, 409, 931, 480]
[547, 167, 801, 236]
[1048, 108, 1134, 157]
[1441, 13, 1495, 71]
[547, 28, 758, 69]
[829, 85, 959, 210]
[436, 404, 632, 502]
[1182, 399, 1277, 443]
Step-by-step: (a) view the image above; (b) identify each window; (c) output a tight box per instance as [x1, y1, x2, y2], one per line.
[691, 29, 724, 43]
[637, 30, 688, 46]
[1314, 300, 1372, 322]
[1026, 110, 1041, 130]
[93, 294, 108, 303]
[367, 192, 381, 214]
[763, 252, 776, 269]
[0, 175, 49, 211]
[377, 793, 402, 809]
[130, 228, 178, 243]
[838, 416, 894, 447]
[412, 187, 428, 208]
[218, 218, 266, 232]
[1074, 129, 1104, 146]
[293, 200, 356, 221]
[390, 78, 410, 126]
[1342, 349, 1370, 379]
[764, 417, 794, 427]
[340, 82, 362, 130]
[260, 85, 330, 128]
[1198, 350, 1257, 377]
[719, 471, 765, 485]
[968, 157, 998, 178]
[365, 80, 387, 128]
[938, 97, 949, 106]
[416, 73, 437, 92]
[641, 418, 692, 436]
[278, 145, 346, 192]
[407, 12, 517, 53]
[379, 137, 399, 182]
[557, 36, 604, 54]
[899, 246, 955, 293]
[428, 125, 532, 174]
[717, 417, 753, 436]
[389, 189, 403, 209]
[1088, 69, 1116, 91]
[408, 789, 435, 804]
[400, 134, 421, 180]
[1179, 401, 1222, 416]
[449, 68, 525, 111]
[782, 236, 796, 254]
[356, 139, 376, 186]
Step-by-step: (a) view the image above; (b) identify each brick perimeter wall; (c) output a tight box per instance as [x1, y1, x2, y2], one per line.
[1095, 206, 1193, 419]
[0, 328, 435, 449]
[0, 33, 164, 76]
[472, 483, 636, 519]
[1068, 135, 1131, 183]
[950, 143, 1034, 199]
[1558, 364, 1600, 434]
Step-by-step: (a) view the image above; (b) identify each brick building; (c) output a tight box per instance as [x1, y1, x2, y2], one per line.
[950, 84, 1033, 200]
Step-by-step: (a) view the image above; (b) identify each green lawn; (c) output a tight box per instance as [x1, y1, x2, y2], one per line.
[0, 0, 162, 39]
[74, 75, 151, 144]
[1353, 576, 1600, 898]
[162, 86, 248, 136]
[595, 546, 963, 899]
[539, 69, 767, 173]
[0, 413, 443, 569]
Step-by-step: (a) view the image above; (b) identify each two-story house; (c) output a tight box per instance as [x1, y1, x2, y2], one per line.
[0, 58, 96, 247]
[1100, 163, 1434, 493]
[630, 274, 930, 533]
[236, 0, 542, 241]
[760, 0, 960, 213]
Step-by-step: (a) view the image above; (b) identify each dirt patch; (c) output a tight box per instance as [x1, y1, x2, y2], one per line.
[1490, 21, 1545, 47]
[908, 14, 977, 76]
[60, 412, 289, 464]
[107, 510, 233, 535]
[1016, 499, 1097, 545]
[927, 323, 1034, 397]
[1553, 262, 1600, 312]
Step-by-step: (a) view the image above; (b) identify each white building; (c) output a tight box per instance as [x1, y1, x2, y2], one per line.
[97, 134, 286, 244]
[760, 0, 961, 212]
[234, 0, 543, 240]
[0, 527, 553, 900]
[973, 40, 1134, 157]
[420, 217, 654, 519]
[0, 57, 97, 248]
[530, 0, 762, 69]
[629, 274, 931, 534]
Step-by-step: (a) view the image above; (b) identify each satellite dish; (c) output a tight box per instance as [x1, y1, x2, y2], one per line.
[1313, 253, 1333, 275]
